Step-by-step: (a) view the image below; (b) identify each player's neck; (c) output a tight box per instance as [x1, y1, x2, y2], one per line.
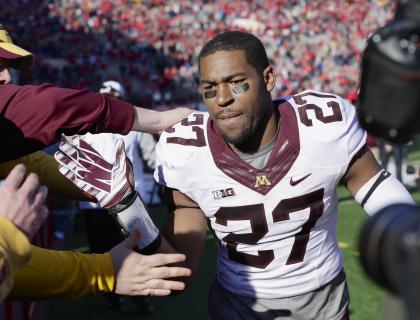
[229, 108, 279, 154]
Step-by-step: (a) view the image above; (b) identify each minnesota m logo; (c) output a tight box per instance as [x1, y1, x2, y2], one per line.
[254, 175, 271, 188]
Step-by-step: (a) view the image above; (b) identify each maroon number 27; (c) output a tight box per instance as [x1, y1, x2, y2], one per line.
[214, 188, 324, 269]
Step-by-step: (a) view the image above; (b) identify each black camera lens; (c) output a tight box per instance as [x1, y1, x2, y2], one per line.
[359, 203, 420, 293]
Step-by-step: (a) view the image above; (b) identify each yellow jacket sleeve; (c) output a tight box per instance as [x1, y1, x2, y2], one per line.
[0, 217, 31, 302]
[0, 151, 88, 201]
[8, 246, 115, 300]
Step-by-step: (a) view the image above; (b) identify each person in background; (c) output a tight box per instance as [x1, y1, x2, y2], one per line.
[378, 139, 409, 183]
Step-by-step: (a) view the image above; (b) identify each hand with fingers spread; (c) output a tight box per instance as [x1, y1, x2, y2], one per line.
[0, 164, 49, 239]
[110, 230, 191, 296]
[54, 136, 160, 253]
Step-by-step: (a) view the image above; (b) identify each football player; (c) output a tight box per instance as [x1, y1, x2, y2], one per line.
[155, 31, 415, 319]
[59, 31, 415, 319]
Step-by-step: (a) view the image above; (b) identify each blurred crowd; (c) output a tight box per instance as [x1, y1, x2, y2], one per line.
[3, 0, 393, 106]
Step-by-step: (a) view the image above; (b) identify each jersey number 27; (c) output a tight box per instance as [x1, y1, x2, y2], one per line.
[215, 188, 324, 269]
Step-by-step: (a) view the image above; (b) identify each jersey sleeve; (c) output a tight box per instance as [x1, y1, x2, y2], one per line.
[154, 112, 208, 200]
[337, 95, 367, 162]
[0, 216, 31, 302]
[9, 246, 114, 300]
[154, 137, 180, 189]
[293, 91, 367, 171]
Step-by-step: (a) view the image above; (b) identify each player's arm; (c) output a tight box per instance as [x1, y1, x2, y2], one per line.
[342, 147, 415, 215]
[158, 188, 208, 287]
[0, 151, 88, 201]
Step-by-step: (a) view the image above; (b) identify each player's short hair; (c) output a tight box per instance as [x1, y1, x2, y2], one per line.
[198, 31, 269, 73]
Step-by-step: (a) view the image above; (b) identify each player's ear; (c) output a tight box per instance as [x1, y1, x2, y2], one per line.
[262, 65, 275, 92]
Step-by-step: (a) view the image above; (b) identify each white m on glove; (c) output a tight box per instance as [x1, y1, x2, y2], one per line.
[54, 136, 160, 253]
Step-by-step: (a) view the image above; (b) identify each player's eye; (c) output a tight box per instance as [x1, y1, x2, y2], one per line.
[231, 79, 245, 85]
[203, 89, 217, 99]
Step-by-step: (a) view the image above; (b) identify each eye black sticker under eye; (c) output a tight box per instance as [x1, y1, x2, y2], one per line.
[204, 90, 217, 99]
[232, 83, 249, 94]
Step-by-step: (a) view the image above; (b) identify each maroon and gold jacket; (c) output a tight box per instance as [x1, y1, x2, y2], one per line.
[0, 83, 134, 161]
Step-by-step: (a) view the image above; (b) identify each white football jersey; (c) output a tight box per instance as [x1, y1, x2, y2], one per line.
[154, 90, 367, 299]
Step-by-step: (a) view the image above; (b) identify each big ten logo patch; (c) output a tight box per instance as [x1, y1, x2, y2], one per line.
[212, 188, 235, 199]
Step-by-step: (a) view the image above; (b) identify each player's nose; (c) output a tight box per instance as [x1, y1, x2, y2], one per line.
[216, 83, 234, 108]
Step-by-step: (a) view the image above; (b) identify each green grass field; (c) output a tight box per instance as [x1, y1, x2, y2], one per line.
[49, 186, 420, 320]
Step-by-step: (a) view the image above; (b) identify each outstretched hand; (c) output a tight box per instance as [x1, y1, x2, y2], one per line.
[109, 230, 191, 296]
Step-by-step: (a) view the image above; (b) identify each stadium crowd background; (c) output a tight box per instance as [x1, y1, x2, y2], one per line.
[3, 0, 393, 108]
